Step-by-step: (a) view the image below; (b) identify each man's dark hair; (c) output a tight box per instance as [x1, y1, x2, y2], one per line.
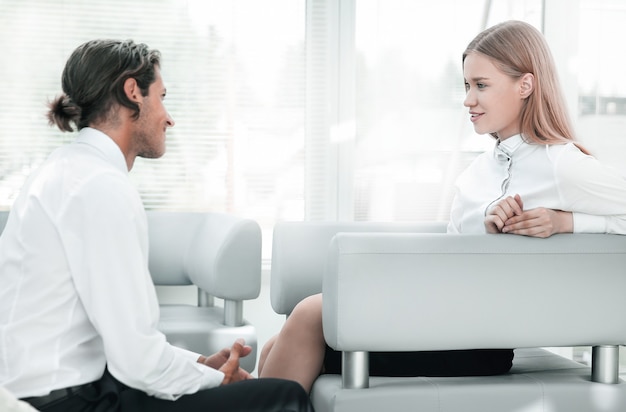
[47, 39, 161, 132]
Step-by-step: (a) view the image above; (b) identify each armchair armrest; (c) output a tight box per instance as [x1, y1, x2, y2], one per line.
[148, 211, 262, 301]
[322, 233, 626, 386]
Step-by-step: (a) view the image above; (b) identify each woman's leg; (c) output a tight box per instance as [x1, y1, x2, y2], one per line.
[259, 293, 325, 393]
[257, 334, 277, 376]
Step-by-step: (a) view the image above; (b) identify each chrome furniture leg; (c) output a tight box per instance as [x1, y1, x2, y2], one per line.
[343, 351, 369, 389]
[592, 345, 620, 384]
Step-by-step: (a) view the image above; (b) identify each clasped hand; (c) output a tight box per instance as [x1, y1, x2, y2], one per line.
[198, 338, 254, 385]
[484, 194, 572, 238]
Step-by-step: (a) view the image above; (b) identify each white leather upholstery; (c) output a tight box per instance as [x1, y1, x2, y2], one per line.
[270, 221, 447, 315]
[147, 211, 262, 372]
[324, 233, 626, 351]
[148, 211, 261, 299]
[270, 221, 626, 412]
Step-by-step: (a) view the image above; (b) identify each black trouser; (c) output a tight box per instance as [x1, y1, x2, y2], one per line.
[28, 369, 314, 412]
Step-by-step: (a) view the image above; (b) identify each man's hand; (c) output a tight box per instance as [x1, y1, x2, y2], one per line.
[198, 341, 252, 370]
[197, 338, 254, 385]
[485, 194, 573, 238]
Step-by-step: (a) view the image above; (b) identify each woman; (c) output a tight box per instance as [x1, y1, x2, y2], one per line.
[259, 20, 626, 393]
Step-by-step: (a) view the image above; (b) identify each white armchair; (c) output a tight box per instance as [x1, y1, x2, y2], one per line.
[270, 221, 626, 412]
[147, 211, 262, 372]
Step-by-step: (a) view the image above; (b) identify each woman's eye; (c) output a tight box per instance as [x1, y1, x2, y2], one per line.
[464, 82, 470, 92]
[477, 83, 486, 89]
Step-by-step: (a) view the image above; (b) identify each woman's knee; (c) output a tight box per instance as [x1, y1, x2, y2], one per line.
[288, 293, 323, 327]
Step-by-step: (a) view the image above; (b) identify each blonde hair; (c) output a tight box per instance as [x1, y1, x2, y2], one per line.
[463, 20, 582, 150]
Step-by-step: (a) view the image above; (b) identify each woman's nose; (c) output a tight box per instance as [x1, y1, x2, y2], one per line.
[463, 90, 475, 108]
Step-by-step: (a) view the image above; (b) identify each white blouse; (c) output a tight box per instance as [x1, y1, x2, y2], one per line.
[0, 128, 224, 400]
[448, 134, 626, 235]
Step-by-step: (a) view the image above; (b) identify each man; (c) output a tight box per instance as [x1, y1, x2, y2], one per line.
[0, 39, 312, 412]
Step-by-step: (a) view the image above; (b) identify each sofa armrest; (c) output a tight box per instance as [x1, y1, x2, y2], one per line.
[270, 221, 447, 315]
[323, 233, 626, 352]
[148, 211, 262, 301]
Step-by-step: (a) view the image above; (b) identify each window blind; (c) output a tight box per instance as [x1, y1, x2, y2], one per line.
[350, 0, 544, 222]
[0, 0, 308, 234]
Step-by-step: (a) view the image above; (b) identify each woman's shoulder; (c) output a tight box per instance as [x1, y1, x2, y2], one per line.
[546, 141, 616, 186]
[544, 140, 589, 163]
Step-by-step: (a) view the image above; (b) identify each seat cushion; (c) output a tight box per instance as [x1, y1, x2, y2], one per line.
[310, 348, 626, 412]
[158, 305, 257, 372]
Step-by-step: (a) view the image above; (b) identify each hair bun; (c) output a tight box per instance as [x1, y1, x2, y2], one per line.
[47, 94, 81, 132]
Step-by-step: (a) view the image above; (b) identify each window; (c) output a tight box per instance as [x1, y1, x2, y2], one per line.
[349, 0, 543, 222]
[0, 0, 307, 245]
[576, 0, 626, 177]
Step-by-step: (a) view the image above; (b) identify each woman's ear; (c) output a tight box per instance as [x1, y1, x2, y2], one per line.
[520, 73, 534, 99]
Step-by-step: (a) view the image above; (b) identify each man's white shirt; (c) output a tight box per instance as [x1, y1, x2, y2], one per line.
[0, 128, 224, 400]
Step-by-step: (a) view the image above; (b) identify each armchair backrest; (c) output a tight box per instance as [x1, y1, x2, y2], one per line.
[323, 232, 626, 352]
[270, 221, 447, 315]
[147, 211, 262, 301]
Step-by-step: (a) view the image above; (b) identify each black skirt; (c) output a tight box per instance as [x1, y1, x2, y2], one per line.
[323, 346, 514, 377]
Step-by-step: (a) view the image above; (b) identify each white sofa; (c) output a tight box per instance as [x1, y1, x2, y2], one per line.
[270, 221, 626, 412]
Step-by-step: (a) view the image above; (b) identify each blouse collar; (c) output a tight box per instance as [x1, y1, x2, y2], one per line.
[494, 134, 525, 161]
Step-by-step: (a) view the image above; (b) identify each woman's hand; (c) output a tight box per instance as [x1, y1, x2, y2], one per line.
[485, 194, 573, 238]
[485, 194, 524, 234]
[501, 207, 573, 238]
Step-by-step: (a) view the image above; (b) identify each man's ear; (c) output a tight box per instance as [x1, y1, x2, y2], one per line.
[520, 73, 534, 99]
[123, 77, 142, 104]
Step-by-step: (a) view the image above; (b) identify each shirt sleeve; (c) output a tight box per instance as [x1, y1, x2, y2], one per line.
[446, 187, 462, 234]
[59, 171, 224, 400]
[555, 145, 626, 235]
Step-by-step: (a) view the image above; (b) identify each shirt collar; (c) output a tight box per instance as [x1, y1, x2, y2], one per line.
[75, 127, 128, 173]
[494, 134, 525, 161]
